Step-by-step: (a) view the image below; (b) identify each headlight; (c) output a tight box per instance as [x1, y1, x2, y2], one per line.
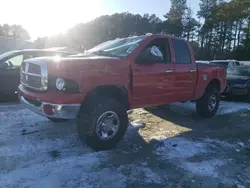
[233, 84, 247, 88]
[56, 78, 65, 90]
[53, 77, 80, 92]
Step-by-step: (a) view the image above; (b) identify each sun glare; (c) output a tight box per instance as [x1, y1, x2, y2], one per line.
[0, 0, 105, 40]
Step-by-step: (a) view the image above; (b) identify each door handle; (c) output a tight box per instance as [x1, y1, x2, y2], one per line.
[189, 69, 196, 72]
[165, 69, 173, 73]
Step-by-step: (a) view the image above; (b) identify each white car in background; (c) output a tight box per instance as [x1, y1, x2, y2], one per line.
[210, 59, 241, 68]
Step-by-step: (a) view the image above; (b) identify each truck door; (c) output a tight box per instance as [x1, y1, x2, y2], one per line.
[170, 38, 197, 102]
[131, 37, 176, 108]
[0, 54, 24, 98]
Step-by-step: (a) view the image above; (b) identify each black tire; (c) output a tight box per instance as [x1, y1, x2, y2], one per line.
[77, 98, 128, 150]
[246, 92, 250, 102]
[47, 117, 68, 122]
[196, 86, 220, 118]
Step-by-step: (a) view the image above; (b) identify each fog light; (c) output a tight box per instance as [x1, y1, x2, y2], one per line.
[56, 78, 65, 90]
[43, 104, 55, 116]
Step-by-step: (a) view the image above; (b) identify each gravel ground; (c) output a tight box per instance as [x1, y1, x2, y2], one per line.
[0, 101, 250, 188]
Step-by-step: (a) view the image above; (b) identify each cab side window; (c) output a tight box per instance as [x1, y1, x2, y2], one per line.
[228, 62, 234, 67]
[137, 38, 171, 64]
[172, 39, 191, 64]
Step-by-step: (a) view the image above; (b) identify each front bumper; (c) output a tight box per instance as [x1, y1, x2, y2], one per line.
[222, 85, 249, 96]
[19, 95, 80, 119]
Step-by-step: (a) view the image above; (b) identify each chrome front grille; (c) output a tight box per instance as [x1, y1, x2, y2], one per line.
[21, 60, 48, 91]
[28, 63, 41, 74]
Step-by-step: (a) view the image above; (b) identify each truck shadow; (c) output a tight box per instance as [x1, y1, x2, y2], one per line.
[105, 105, 250, 187]
[119, 103, 250, 152]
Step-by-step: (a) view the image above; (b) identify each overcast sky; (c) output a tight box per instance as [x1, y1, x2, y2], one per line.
[0, 0, 200, 40]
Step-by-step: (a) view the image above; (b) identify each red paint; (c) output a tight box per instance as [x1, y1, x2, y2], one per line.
[43, 104, 55, 116]
[19, 35, 227, 109]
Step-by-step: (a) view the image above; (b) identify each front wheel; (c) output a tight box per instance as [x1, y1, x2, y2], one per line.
[77, 98, 128, 150]
[196, 86, 220, 118]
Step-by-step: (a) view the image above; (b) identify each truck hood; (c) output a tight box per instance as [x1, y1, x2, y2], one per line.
[47, 55, 125, 71]
[24, 55, 131, 89]
[27, 55, 123, 71]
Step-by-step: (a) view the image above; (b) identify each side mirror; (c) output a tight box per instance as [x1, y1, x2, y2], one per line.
[150, 46, 163, 60]
[136, 46, 163, 64]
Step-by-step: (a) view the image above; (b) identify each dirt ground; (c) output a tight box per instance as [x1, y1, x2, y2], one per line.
[0, 101, 250, 188]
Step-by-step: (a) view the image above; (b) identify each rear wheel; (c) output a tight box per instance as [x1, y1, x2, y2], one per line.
[246, 92, 250, 102]
[196, 86, 220, 117]
[77, 98, 128, 150]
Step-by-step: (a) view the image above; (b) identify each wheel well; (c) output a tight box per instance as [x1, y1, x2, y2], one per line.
[207, 79, 220, 91]
[78, 86, 129, 116]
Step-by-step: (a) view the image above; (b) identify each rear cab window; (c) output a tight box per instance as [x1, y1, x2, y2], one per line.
[172, 39, 191, 64]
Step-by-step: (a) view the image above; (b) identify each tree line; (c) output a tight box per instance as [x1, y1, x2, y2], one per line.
[0, 24, 30, 40]
[1, 0, 250, 60]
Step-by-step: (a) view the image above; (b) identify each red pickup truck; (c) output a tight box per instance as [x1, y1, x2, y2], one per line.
[18, 34, 227, 150]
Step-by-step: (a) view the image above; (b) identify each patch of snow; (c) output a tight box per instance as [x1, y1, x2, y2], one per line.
[116, 165, 163, 184]
[133, 108, 149, 115]
[130, 120, 145, 129]
[185, 159, 224, 177]
[141, 167, 163, 184]
[168, 101, 250, 116]
[0, 153, 126, 188]
[127, 110, 134, 114]
[0, 137, 79, 157]
[156, 137, 207, 159]
[238, 142, 245, 147]
[0, 104, 167, 187]
[234, 182, 246, 188]
[155, 137, 230, 180]
[203, 138, 235, 149]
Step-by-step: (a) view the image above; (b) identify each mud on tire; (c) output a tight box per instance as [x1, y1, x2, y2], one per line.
[77, 98, 128, 150]
[196, 86, 220, 118]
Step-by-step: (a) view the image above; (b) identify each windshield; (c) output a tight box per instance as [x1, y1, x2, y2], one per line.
[86, 35, 147, 57]
[0, 51, 18, 61]
[227, 67, 250, 77]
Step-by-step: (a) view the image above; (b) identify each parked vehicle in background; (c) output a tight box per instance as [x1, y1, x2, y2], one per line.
[210, 59, 240, 68]
[0, 49, 77, 101]
[18, 34, 227, 150]
[240, 61, 250, 66]
[222, 66, 250, 101]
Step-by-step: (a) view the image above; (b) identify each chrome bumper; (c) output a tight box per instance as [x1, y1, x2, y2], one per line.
[19, 95, 80, 119]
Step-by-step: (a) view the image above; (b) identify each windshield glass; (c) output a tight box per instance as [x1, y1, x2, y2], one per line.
[0, 51, 17, 61]
[86, 35, 147, 57]
[227, 67, 250, 77]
